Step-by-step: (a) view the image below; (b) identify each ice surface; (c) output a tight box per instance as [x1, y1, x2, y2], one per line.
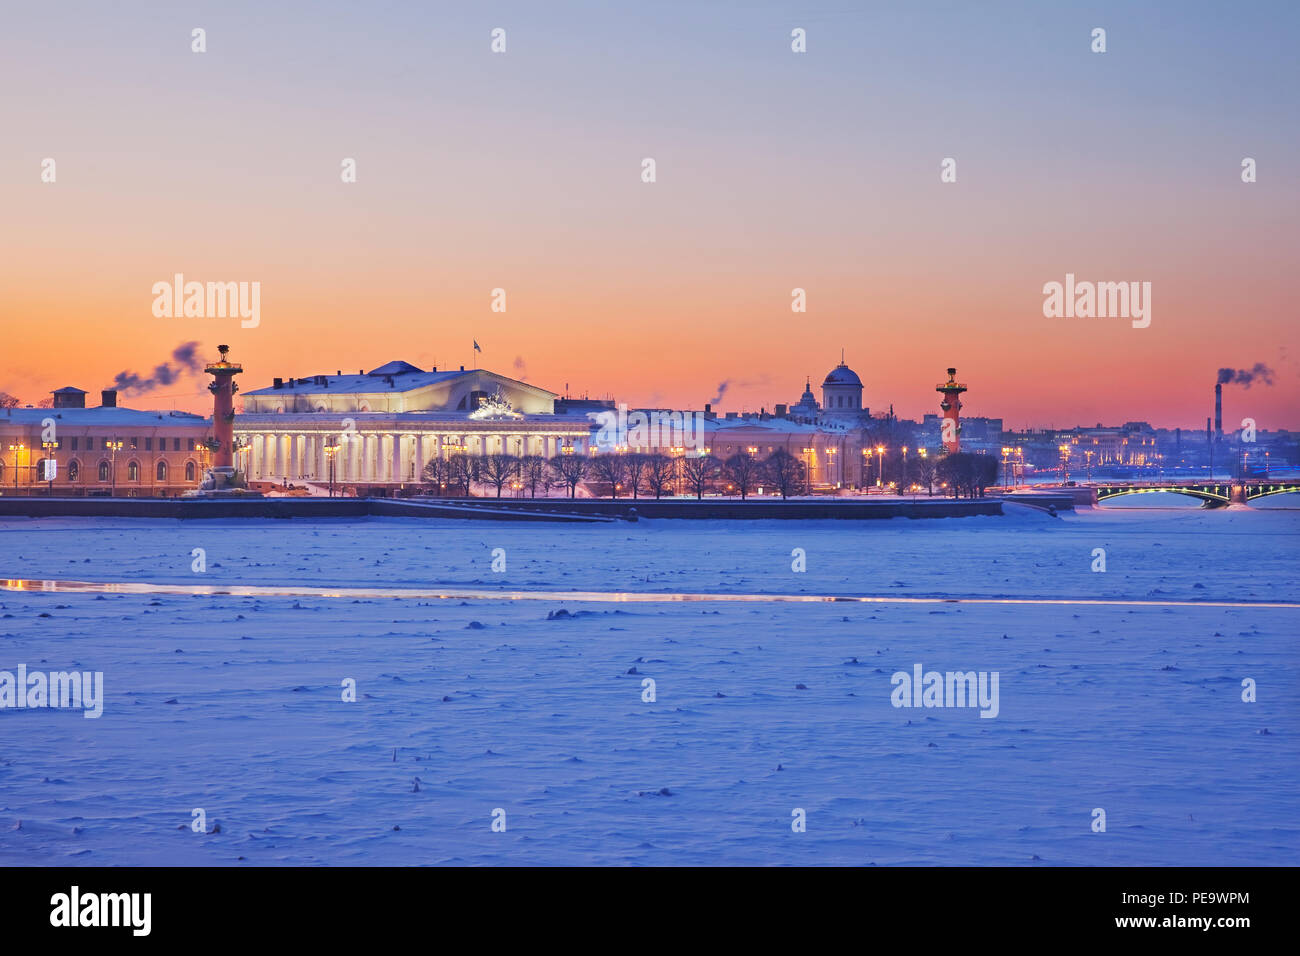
[0, 503, 1296, 865]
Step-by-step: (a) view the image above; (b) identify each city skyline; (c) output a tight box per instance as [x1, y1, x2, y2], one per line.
[2, 344, 1293, 435]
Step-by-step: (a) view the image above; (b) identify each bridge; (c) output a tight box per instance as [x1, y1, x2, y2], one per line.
[1092, 480, 1300, 506]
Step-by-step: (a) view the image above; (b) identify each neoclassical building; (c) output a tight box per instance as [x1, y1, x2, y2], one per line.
[236, 361, 597, 487]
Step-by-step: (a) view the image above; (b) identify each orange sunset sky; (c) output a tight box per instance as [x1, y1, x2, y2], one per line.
[2, 1, 1297, 430]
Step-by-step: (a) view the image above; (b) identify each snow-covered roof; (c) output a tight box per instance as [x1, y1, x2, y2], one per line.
[702, 416, 824, 435]
[823, 362, 862, 386]
[1, 406, 207, 427]
[244, 363, 555, 398]
[244, 367, 469, 396]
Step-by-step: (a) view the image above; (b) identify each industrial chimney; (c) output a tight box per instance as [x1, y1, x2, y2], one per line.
[100, 389, 117, 408]
[1214, 383, 1223, 441]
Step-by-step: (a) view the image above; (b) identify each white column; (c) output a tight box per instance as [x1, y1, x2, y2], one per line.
[393, 434, 403, 483]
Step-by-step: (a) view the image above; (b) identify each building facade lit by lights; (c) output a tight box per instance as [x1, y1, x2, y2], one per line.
[235, 361, 597, 488]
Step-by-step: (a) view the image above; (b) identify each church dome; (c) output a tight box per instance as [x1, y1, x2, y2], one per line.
[823, 362, 862, 387]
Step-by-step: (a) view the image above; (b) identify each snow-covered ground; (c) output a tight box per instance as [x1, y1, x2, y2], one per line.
[0, 502, 1296, 865]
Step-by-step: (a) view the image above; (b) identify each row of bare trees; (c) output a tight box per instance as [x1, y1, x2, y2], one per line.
[421, 449, 996, 499]
[420, 449, 810, 499]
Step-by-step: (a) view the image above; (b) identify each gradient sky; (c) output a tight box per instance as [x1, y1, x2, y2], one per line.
[2, 0, 1297, 430]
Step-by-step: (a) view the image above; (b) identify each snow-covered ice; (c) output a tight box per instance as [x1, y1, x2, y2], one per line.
[0, 502, 1296, 865]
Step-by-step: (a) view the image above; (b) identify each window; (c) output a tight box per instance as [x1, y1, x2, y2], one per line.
[71, 437, 79, 451]
[145, 437, 153, 451]
[130, 437, 139, 449]
[98, 461, 110, 482]
[128, 461, 139, 481]
[68, 460, 80, 482]
[173, 437, 181, 451]
[86, 437, 94, 451]
[185, 461, 196, 482]
[156, 460, 167, 482]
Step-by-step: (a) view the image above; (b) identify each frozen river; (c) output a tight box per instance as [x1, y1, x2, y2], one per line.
[1, 502, 1296, 865]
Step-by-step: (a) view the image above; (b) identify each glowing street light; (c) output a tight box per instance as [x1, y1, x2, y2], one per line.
[105, 440, 124, 496]
[7, 442, 25, 493]
[42, 439, 57, 496]
[324, 439, 342, 497]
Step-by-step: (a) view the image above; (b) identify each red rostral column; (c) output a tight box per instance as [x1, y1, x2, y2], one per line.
[936, 367, 967, 454]
[205, 344, 242, 467]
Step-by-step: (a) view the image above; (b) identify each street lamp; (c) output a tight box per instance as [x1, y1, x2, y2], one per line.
[42, 439, 57, 495]
[103, 440, 124, 496]
[875, 445, 885, 487]
[7, 443, 24, 493]
[1058, 444, 1071, 483]
[1001, 446, 1012, 488]
[324, 440, 341, 497]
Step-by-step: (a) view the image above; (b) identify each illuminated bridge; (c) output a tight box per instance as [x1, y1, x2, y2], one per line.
[1093, 481, 1300, 507]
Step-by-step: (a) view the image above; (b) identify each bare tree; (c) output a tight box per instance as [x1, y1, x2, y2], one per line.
[478, 453, 520, 498]
[549, 453, 588, 499]
[422, 454, 453, 495]
[763, 449, 805, 500]
[447, 452, 478, 496]
[0, 392, 20, 409]
[518, 455, 550, 498]
[914, 454, 938, 496]
[589, 452, 629, 498]
[624, 452, 650, 499]
[643, 453, 676, 499]
[681, 453, 719, 499]
[723, 452, 762, 500]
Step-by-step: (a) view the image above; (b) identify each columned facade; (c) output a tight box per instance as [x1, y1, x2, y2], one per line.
[235, 414, 594, 490]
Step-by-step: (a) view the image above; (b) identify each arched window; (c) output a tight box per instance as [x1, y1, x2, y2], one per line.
[128, 461, 140, 482]
[0, 460, 5, 483]
[156, 460, 168, 482]
[185, 460, 196, 482]
[98, 461, 110, 482]
[68, 460, 80, 482]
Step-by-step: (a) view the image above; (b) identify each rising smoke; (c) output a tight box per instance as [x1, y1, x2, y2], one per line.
[111, 341, 204, 395]
[1216, 363, 1275, 388]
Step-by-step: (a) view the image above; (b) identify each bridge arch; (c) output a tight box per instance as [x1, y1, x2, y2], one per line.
[1095, 484, 1231, 506]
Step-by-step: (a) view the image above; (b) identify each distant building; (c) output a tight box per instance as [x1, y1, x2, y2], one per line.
[0, 389, 211, 496]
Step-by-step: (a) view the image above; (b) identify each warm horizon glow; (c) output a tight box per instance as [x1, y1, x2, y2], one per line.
[2, 1, 1297, 431]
